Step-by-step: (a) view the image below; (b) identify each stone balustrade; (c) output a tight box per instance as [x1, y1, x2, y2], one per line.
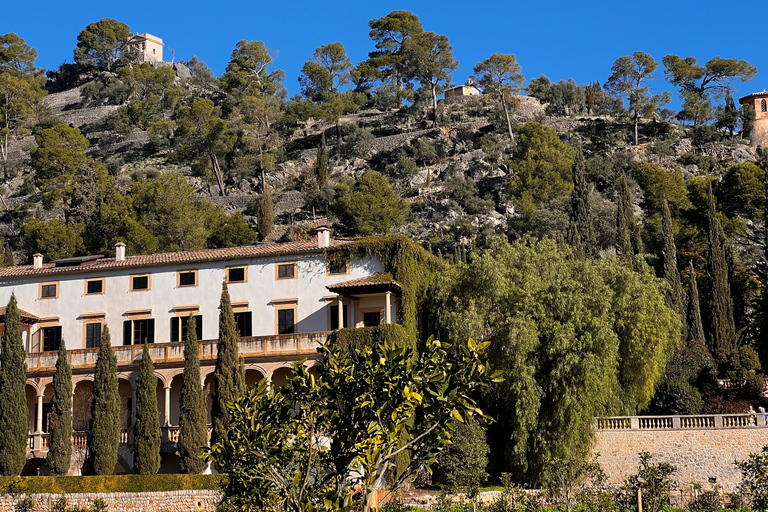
[596, 413, 767, 431]
[28, 425, 214, 453]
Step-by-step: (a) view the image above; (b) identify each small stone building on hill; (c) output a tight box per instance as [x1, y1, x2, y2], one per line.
[444, 77, 482, 99]
[126, 33, 164, 63]
[739, 90, 768, 148]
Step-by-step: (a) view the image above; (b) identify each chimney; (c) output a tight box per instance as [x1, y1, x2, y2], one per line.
[115, 242, 126, 262]
[33, 253, 43, 269]
[316, 227, 331, 249]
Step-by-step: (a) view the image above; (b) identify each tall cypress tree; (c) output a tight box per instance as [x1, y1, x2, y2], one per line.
[688, 261, 706, 344]
[0, 294, 29, 475]
[567, 149, 596, 259]
[177, 315, 208, 474]
[706, 182, 736, 366]
[661, 197, 686, 337]
[133, 344, 160, 474]
[47, 340, 73, 475]
[258, 180, 274, 240]
[87, 325, 120, 475]
[616, 172, 635, 264]
[211, 282, 245, 452]
[315, 133, 329, 187]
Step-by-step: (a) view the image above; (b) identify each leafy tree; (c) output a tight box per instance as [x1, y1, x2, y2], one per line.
[402, 31, 457, 126]
[473, 54, 524, 143]
[0, 33, 38, 75]
[20, 218, 85, 263]
[299, 43, 352, 101]
[736, 445, 768, 512]
[315, 133, 329, 187]
[528, 75, 586, 117]
[74, 18, 133, 71]
[619, 452, 677, 512]
[222, 40, 285, 99]
[1, 240, 13, 267]
[118, 63, 182, 124]
[718, 162, 765, 220]
[257, 183, 274, 240]
[567, 149, 596, 259]
[661, 197, 685, 330]
[715, 93, 740, 138]
[87, 325, 120, 475]
[434, 419, 490, 505]
[0, 294, 29, 475]
[177, 315, 207, 474]
[210, 282, 245, 456]
[741, 102, 756, 138]
[649, 337, 715, 415]
[688, 262, 706, 344]
[0, 72, 43, 161]
[133, 344, 160, 474]
[332, 170, 409, 236]
[230, 93, 283, 180]
[30, 124, 90, 182]
[706, 182, 736, 367]
[605, 52, 670, 145]
[662, 55, 757, 126]
[210, 331, 499, 512]
[47, 340, 73, 475]
[584, 81, 604, 114]
[543, 451, 605, 512]
[181, 56, 219, 94]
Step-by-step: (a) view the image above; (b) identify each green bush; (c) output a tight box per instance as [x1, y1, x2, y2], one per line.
[0, 474, 223, 494]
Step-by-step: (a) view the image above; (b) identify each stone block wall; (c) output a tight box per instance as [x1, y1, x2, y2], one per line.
[0, 490, 221, 512]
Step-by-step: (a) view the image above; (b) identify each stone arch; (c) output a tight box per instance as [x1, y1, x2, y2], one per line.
[168, 373, 184, 425]
[762, 98, 767, 113]
[270, 366, 294, 388]
[159, 453, 181, 474]
[115, 453, 131, 475]
[25, 384, 36, 434]
[21, 457, 47, 476]
[73, 380, 94, 431]
[117, 377, 133, 430]
[203, 372, 214, 424]
[244, 368, 265, 388]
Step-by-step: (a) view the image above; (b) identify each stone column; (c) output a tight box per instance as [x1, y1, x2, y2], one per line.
[349, 300, 356, 329]
[36, 393, 44, 433]
[337, 298, 344, 329]
[164, 384, 172, 426]
[384, 292, 392, 324]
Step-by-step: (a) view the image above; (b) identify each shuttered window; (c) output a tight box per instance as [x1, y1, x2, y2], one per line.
[123, 319, 155, 345]
[170, 315, 203, 342]
[234, 312, 253, 337]
[85, 323, 102, 348]
[42, 326, 62, 352]
[329, 305, 349, 330]
[277, 309, 295, 334]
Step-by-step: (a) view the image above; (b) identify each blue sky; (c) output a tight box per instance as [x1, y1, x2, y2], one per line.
[3, 0, 766, 102]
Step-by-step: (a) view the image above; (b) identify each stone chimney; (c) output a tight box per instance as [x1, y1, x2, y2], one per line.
[317, 227, 331, 249]
[33, 253, 43, 269]
[115, 242, 126, 262]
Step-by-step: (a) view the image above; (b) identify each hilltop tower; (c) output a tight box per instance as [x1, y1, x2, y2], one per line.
[739, 90, 768, 148]
[126, 33, 164, 63]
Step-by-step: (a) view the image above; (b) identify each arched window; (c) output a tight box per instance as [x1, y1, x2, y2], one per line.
[762, 98, 767, 113]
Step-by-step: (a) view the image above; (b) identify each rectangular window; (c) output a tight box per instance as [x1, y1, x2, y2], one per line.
[329, 305, 349, 330]
[170, 315, 203, 342]
[363, 312, 381, 328]
[227, 266, 247, 283]
[39, 282, 58, 299]
[277, 308, 295, 335]
[123, 318, 155, 345]
[177, 270, 198, 288]
[42, 326, 63, 352]
[234, 311, 253, 337]
[131, 274, 150, 291]
[327, 259, 349, 275]
[85, 323, 102, 348]
[276, 262, 297, 280]
[85, 279, 104, 295]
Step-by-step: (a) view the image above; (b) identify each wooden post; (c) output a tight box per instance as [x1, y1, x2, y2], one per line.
[637, 488, 643, 512]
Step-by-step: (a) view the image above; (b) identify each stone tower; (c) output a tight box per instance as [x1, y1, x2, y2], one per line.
[739, 91, 768, 148]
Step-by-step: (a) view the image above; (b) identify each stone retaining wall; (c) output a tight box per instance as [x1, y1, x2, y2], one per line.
[0, 490, 221, 512]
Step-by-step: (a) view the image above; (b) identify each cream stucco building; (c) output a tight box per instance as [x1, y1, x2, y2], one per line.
[126, 33, 164, 63]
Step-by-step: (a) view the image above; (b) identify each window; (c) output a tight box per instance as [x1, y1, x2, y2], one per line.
[131, 274, 150, 291]
[329, 305, 349, 330]
[762, 99, 767, 113]
[42, 326, 62, 352]
[327, 258, 349, 275]
[277, 307, 296, 334]
[39, 282, 58, 299]
[85, 323, 102, 348]
[177, 270, 198, 288]
[170, 315, 203, 342]
[123, 319, 155, 345]
[227, 266, 247, 283]
[234, 311, 253, 337]
[363, 312, 381, 327]
[276, 262, 297, 280]
[85, 279, 104, 295]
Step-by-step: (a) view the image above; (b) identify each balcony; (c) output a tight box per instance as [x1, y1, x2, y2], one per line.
[26, 332, 331, 374]
[595, 413, 767, 430]
[27, 426, 212, 453]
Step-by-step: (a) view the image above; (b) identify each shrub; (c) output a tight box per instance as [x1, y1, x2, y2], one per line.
[0, 474, 223, 494]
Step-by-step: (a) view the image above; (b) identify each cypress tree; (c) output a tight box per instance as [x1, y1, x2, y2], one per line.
[258, 181, 274, 240]
[0, 294, 29, 475]
[133, 344, 160, 474]
[87, 325, 120, 475]
[1, 241, 13, 267]
[661, 197, 686, 336]
[706, 182, 736, 366]
[47, 340, 73, 475]
[567, 149, 596, 259]
[316, 133, 329, 187]
[177, 315, 208, 474]
[616, 172, 643, 264]
[211, 282, 245, 452]
[688, 261, 706, 344]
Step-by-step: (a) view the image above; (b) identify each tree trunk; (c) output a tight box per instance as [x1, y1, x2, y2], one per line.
[431, 83, 438, 127]
[501, 95, 514, 147]
[209, 153, 227, 197]
[1, 132, 8, 161]
[634, 114, 639, 146]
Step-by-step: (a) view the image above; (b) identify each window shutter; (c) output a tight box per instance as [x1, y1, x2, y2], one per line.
[147, 319, 155, 343]
[171, 318, 179, 342]
[123, 321, 132, 346]
[330, 305, 339, 330]
[195, 315, 203, 340]
[244, 312, 252, 337]
[287, 309, 295, 333]
[54, 326, 63, 349]
[343, 305, 349, 329]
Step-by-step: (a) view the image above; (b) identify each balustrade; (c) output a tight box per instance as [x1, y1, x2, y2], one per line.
[597, 413, 764, 431]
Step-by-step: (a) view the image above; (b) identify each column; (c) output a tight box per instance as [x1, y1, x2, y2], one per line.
[36, 394, 44, 433]
[349, 300, 356, 329]
[337, 298, 344, 329]
[384, 292, 392, 324]
[164, 385, 171, 426]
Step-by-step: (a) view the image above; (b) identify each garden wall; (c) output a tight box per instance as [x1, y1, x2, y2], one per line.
[0, 490, 221, 512]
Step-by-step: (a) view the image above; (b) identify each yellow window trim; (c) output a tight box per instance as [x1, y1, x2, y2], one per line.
[84, 278, 106, 296]
[275, 261, 298, 280]
[172, 304, 200, 316]
[326, 258, 350, 276]
[125, 308, 152, 320]
[226, 265, 248, 284]
[38, 281, 60, 300]
[79, 311, 106, 320]
[176, 269, 199, 288]
[231, 300, 250, 313]
[275, 303, 298, 335]
[130, 273, 151, 292]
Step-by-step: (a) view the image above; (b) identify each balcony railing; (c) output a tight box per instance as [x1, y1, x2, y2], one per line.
[27, 425, 213, 452]
[596, 413, 766, 431]
[26, 332, 330, 373]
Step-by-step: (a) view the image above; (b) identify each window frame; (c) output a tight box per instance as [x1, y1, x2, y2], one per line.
[84, 320, 103, 349]
[762, 98, 767, 113]
[362, 309, 382, 328]
[176, 269, 199, 288]
[38, 281, 59, 300]
[226, 266, 248, 284]
[275, 261, 298, 280]
[84, 278, 105, 296]
[275, 304, 298, 335]
[326, 258, 350, 276]
[41, 325, 63, 352]
[130, 274, 151, 292]
[234, 311, 253, 337]
[170, 314, 203, 342]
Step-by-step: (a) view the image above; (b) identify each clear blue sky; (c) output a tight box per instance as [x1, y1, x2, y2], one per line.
[3, 0, 766, 101]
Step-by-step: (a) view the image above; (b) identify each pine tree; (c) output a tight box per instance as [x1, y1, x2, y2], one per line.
[0, 294, 29, 475]
[567, 149, 596, 259]
[258, 178, 274, 240]
[688, 261, 706, 344]
[177, 315, 208, 474]
[315, 133, 329, 188]
[706, 182, 736, 366]
[661, 197, 686, 337]
[87, 325, 120, 475]
[133, 344, 160, 474]
[1, 240, 13, 267]
[211, 282, 245, 454]
[47, 340, 73, 475]
[616, 172, 643, 264]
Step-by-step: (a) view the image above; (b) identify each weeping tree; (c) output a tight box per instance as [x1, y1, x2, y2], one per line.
[47, 340, 73, 475]
[133, 344, 160, 474]
[0, 294, 29, 475]
[178, 315, 208, 473]
[87, 325, 120, 475]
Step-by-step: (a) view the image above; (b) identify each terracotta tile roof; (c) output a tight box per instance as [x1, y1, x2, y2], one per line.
[0, 306, 40, 323]
[326, 275, 402, 294]
[0, 240, 347, 281]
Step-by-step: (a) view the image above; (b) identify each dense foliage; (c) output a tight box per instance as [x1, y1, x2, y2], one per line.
[133, 344, 160, 474]
[87, 326, 120, 475]
[0, 295, 29, 475]
[47, 340, 73, 475]
[177, 315, 208, 474]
